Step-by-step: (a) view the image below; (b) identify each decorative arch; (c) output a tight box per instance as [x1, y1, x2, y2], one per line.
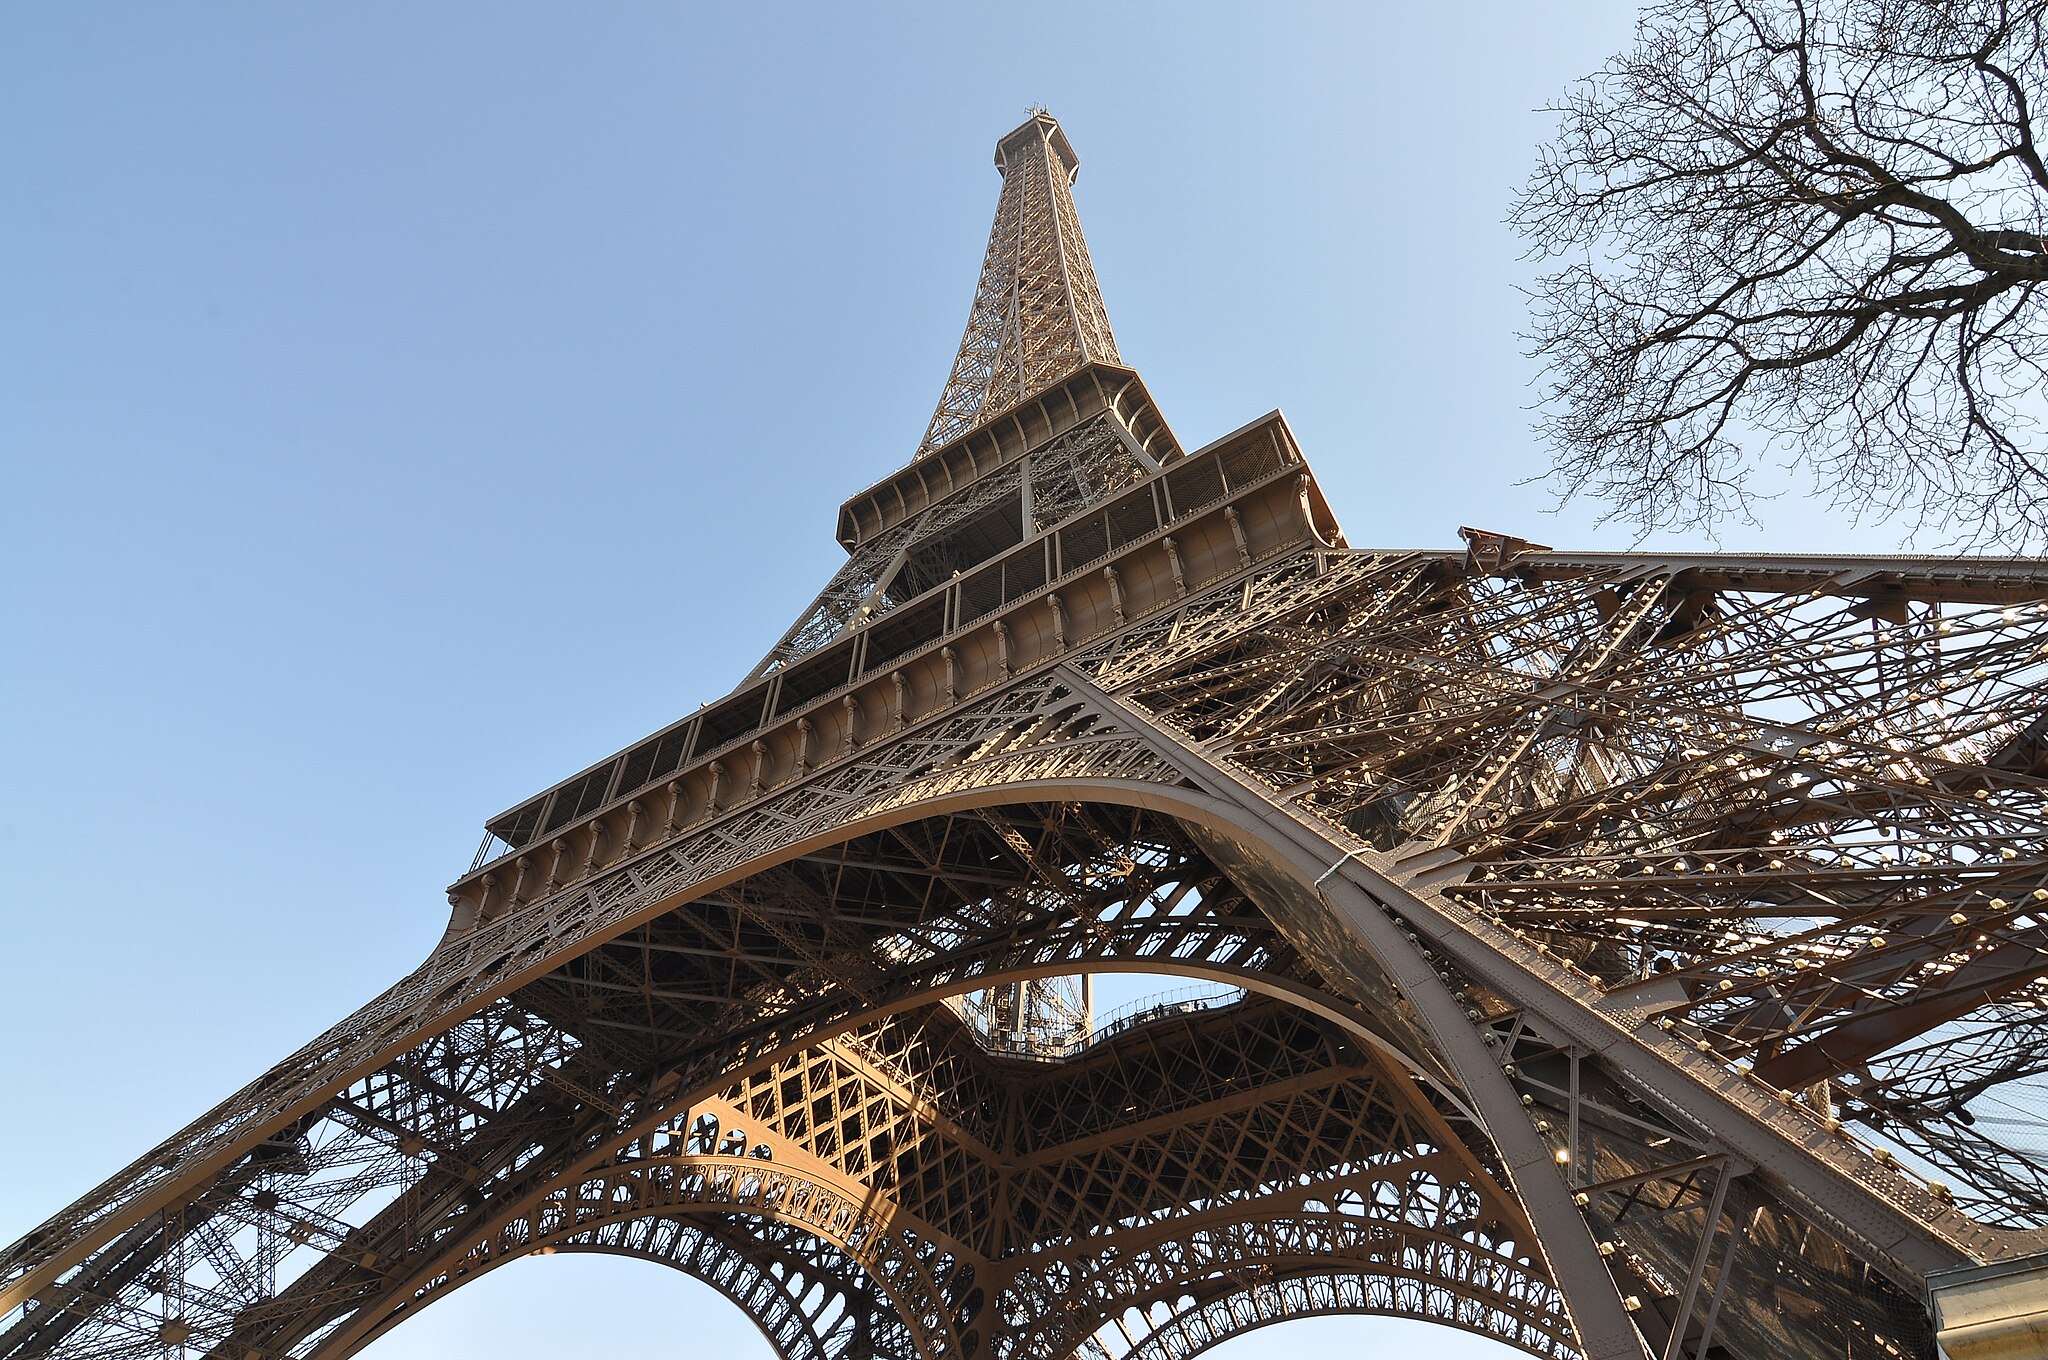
[316, 771, 1929, 1360]
[46, 779, 1611, 1360]
[971, 1098, 1568, 1359]
[388, 1153, 969, 1360]
[1109, 1271, 1563, 1360]
[15, 707, 1940, 1360]
[382, 1220, 867, 1360]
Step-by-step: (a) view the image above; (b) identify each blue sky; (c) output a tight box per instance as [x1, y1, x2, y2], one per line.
[2, 4, 1898, 1356]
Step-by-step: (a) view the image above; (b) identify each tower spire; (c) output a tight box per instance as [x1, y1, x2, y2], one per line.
[916, 110, 1122, 457]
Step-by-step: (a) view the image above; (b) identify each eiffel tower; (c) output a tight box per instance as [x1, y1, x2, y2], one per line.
[9, 110, 2048, 1360]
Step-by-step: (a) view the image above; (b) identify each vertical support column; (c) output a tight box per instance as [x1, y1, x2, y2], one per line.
[1568, 1048, 1582, 1187]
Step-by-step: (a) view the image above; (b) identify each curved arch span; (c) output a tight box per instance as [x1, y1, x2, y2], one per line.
[1112, 1271, 1570, 1360]
[1000, 1206, 1572, 1360]
[377, 1222, 854, 1360]
[304, 777, 1624, 1360]
[387, 1153, 968, 1359]
[53, 777, 1626, 1360]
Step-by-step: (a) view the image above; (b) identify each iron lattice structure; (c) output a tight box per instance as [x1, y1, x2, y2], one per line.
[8, 112, 2048, 1360]
[916, 111, 1119, 460]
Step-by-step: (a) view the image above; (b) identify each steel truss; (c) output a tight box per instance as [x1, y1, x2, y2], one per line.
[8, 111, 2048, 1360]
[917, 111, 1119, 460]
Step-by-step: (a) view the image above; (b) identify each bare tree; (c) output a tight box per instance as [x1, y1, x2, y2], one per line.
[1515, 0, 2048, 546]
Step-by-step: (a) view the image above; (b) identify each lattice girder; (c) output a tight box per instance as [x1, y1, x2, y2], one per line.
[248, 804, 1572, 1360]
[478, 1154, 967, 1359]
[385, 993, 1568, 1360]
[1109, 546, 2048, 1236]
[12, 527, 2048, 1360]
[1019, 1207, 1575, 1360]
[918, 113, 1120, 459]
[0, 786, 1398, 1359]
[1110, 1271, 1568, 1360]
[407, 1221, 882, 1360]
[419, 995, 1571, 1360]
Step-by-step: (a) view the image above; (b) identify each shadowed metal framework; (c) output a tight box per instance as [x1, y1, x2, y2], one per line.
[7, 111, 2048, 1360]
